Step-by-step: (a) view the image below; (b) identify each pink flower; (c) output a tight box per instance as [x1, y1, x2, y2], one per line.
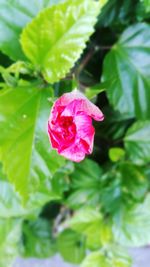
[48, 90, 104, 162]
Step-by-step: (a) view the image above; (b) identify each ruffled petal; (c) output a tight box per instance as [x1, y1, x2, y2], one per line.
[74, 114, 95, 153]
[61, 91, 104, 121]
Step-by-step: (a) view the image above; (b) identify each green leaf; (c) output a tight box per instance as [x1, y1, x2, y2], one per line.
[124, 121, 150, 165]
[0, 84, 65, 200]
[21, 0, 101, 83]
[0, 0, 63, 60]
[22, 218, 56, 258]
[112, 194, 150, 247]
[109, 147, 125, 162]
[66, 159, 103, 209]
[57, 229, 86, 264]
[0, 218, 22, 267]
[102, 23, 150, 119]
[81, 248, 132, 267]
[69, 208, 112, 249]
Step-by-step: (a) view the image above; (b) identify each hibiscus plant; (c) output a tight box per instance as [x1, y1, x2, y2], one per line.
[0, 0, 150, 266]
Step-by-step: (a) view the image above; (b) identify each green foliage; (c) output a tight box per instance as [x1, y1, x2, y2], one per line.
[22, 218, 56, 258]
[125, 120, 150, 165]
[66, 159, 103, 209]
[69, 208, 112, 249]
[67, 159, 148, 215]
[57, 229, 86, 264]
[102, 23, 150, 119]
[100, 162, 148, 215]
[0, 0, 150, 265]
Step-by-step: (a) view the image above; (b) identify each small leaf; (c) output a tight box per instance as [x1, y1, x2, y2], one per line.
[21, 0, 101, 83]
[124, 121, 150, 165]
[102, 23, 150, 119]
[57, 229, 86, 264]
[109, 147, 125, 162]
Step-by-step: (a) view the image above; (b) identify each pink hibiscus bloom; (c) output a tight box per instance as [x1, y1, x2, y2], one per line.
[48, 90, 104, 162]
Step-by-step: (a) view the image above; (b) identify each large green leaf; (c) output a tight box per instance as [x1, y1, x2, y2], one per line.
[102, 23, 150, 119]
[0, 84, 65, 200]
[0, 0, 62, 60]
[112, 194, 150, 247]
[21, 0, 101, 83]
[66, 159, 103, 209]
[124, 121, 150, 165]
[0, 218, 22, 267]
[22, 218, 56, 258]
[57, 229, 86, 264]
[81, 248, 132, 267]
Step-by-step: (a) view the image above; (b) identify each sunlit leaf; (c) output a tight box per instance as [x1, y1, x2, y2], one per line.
[21, 0, 101, 83]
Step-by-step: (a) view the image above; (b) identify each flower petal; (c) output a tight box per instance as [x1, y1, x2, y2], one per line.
[74, 114, 95, 153]
[59, 140, 87, 162]
[60, 91, 104, 121]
